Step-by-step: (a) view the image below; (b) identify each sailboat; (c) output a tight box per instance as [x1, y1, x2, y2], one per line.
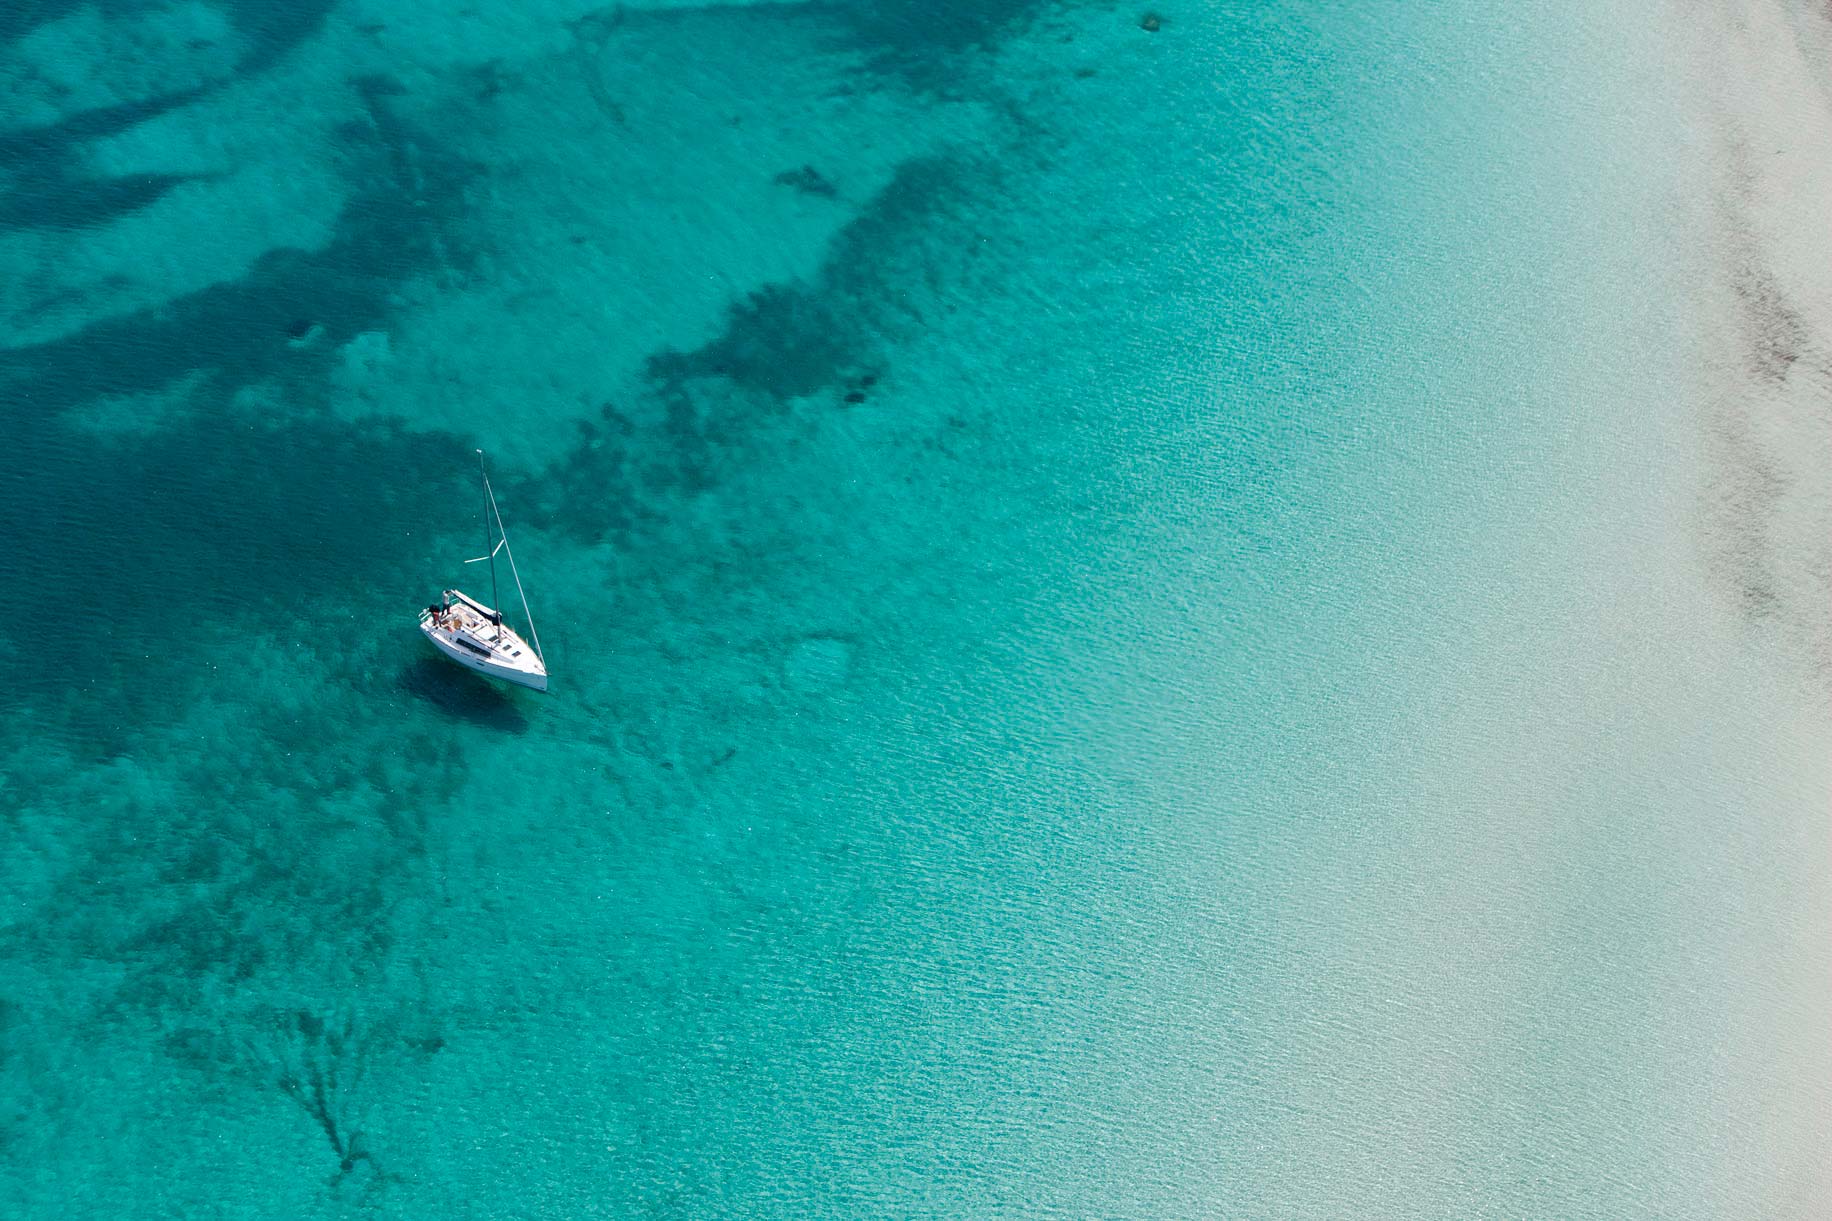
[418, 451, 549, 692]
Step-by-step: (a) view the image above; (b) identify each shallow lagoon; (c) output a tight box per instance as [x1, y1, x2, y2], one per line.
[2, 1, 1829, 1216]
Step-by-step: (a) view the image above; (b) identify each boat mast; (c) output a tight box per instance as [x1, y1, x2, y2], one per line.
[479, 461, 544, 665]
[480, 450, 501, 638]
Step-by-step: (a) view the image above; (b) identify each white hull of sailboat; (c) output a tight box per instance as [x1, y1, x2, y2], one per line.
[419, 596, 548, 692]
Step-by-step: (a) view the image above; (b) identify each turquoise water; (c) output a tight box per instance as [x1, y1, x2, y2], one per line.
[4, 1, 1830, 1216]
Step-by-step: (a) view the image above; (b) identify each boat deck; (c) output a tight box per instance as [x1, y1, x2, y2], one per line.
[420, 589, 547, 687]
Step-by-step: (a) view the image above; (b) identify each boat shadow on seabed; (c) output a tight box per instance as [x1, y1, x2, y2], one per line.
[398, 655, 530, 733]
